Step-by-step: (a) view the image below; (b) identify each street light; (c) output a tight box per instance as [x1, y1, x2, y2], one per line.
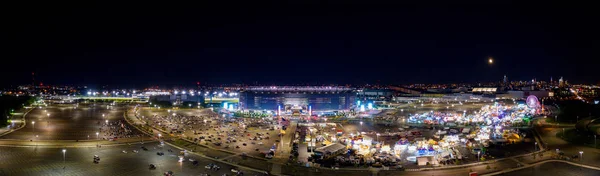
[579, 151, 583, 160]
[62, 149, 66, 172]
[32, 121, 35, 136]
[102, 114, 105, 118]
[35, 135, 38, 146]
[376, 133, 380, 142]
[477, 151, 481, 161]
[534, 142, 537, 151]
[359, 121, 363, 133]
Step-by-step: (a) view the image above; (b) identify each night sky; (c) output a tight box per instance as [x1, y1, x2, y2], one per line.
[4, 1, 598, 88]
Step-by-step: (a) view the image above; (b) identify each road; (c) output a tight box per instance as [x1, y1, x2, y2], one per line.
[490, 161, 600, 176]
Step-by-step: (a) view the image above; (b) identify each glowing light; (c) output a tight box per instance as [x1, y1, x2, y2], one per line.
[488, 57, 493, 64]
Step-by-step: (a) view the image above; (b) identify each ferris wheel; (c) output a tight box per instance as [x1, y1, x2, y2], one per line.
[526, 95, 540, 109]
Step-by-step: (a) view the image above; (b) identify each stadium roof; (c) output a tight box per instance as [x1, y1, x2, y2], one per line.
[243, 86, 353, 92]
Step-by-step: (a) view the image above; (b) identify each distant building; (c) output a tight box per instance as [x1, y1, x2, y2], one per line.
[356, 89, 394, 101]
[238, 86, 355, 112]
[149, 94, 203, 105]
[497, 90, 550, 99]
[472, 87, 501, 98]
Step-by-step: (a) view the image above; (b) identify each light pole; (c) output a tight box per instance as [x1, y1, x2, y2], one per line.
[534, 142, 537, 151]
[32, 121, 35, 137]
[96, 132, 99, 146]
[62, 149, 66, 173]
[360, 121, 363, 132]
[579, 151, 583, 161]
[35, 135, 38, 147]
[477, 151, 481, 161]
[376, 133, 380, 142]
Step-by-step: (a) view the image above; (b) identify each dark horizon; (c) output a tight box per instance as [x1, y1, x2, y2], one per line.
[4, 2, 599, 88]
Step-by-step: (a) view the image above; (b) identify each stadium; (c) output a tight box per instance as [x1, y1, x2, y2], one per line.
[238, 86, 356, 114]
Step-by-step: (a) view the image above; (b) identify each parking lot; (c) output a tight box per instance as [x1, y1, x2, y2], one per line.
[0, 142, 261, 176]
[137, 107, 293, 160]
[2, 103, 141, 141]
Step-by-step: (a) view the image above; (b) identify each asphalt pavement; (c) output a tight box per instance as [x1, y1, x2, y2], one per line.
[0, 142, 260, 176]
[1, 104, 132, 140]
